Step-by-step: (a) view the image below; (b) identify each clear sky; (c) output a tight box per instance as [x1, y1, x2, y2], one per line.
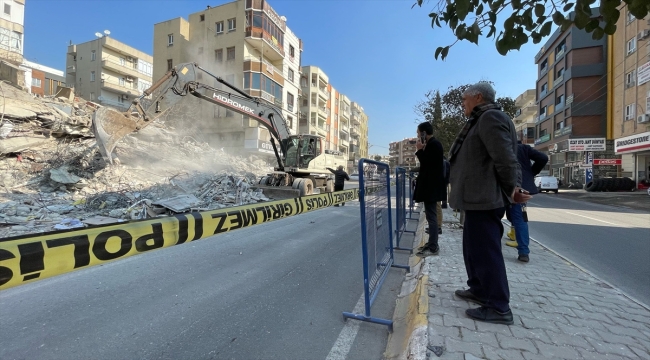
[24, 0, 542, 155]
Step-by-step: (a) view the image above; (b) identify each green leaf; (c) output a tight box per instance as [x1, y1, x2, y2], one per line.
[540, 21, 553, 36]
[511, 0, 522, 10]
[487, 25, 497, 38]
[456, 25, 467, 40]
[563, 3, 575, 12]
[536, 15, 547, 24]
[496, 37, 509, 56]
[574, 10, 591, 28]
[561, 19, 574, 31]
[535, 4, 545, 17]
[489, 12, 497, 24]
[450, 16, 459, 30]
[456, 0, 471, 21]
[592, 27, 605, 40]
[441, 46, 450, 60]
[604, 22, 617, 35]
[552, 11, 565, 25]
[476, 3, 484, 16]
[504, 16, 515, 30]
[435, 47, 444, 60]
[585, 19, 600, 32]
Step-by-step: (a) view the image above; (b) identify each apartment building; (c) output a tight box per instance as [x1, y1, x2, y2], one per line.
[338, 94, 351, 155]
[612, 6, 650, 187]
[153, 0, 302, 157]
[299, 66, 334, 147]
[533, 11, 610, 185]
[512, 89, 537, 145]
[388, 138, 418, 170]
[22, 60, 65, 97]
[66, 35, 153, 111]
[349, 101, 369, 170]
[0, 0, 24, 65]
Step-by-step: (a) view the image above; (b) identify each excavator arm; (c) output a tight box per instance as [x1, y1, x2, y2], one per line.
[92, 62, 292, 166]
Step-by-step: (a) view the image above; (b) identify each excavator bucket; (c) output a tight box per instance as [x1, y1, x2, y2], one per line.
[92, 107, 146, 164]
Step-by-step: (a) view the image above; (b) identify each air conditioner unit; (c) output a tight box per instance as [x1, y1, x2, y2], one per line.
[126, 76, 134, 82]
[126, 56, 133, 61]
[638, 114, 650, 123]
[637, 29, 650, 40]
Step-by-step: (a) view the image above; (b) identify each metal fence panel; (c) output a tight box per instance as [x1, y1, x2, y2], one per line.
[393, 167, 414, 251]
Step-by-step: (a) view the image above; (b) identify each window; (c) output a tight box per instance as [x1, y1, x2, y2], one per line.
[555, 40, 566, 59]
[627, 37, 637, 55]
[91, 50, 96, 61]
[198, 47, 203, 55]
[31, 78, 42, 88]
[4, 4, 10, 15]
[556, 121, 564, 130]
[540, 129, 547, 136]
[168, 34, 174, 46]
[625, 104, 636, 120]
[90, 92, 95, 101]
[200, 14, 205, 22]
[289, 45, 295, 58]
[527, 127, 535, 139]
[540, 105, 547, 117]
[540, 59, 548, 71]
[556, 94, 565, 105]
[557, 67, 564, 77]
[287, 92, 294, 112]
[627, 11, 635, 23]
[228, 18, 236, 31]
[541, 83, 548, 94]
[288, 68, 294, 82]
[226, 46, 235, 61]
[626, 70, 636, 86]
[215, 49, 223, 62]
[119, 77, 125, 86]
[167, 59, 173, 71]
[119, 57, 125, 66]
[90, 71, 95, 82]
[118, 95, 124, 104]
[215, 21, 224, 34]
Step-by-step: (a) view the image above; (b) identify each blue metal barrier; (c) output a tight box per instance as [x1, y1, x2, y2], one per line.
[407, 172, 420, 220]
[342, 159, 410, 331]
[394, 167, 414, 252]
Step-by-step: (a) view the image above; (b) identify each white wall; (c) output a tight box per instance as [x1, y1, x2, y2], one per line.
[0, 0, 25, 26]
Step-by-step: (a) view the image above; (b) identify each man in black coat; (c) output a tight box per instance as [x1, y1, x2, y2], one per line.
[327, 165, 350, 206]
[413, 121, 446, 257]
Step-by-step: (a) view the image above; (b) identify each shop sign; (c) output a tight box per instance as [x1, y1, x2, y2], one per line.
[638, 61, 650, 86]
[568, 138, 606, 151]
[593, 159, 622, 165]
[535, 134, 551, 145]
[615, 131, 650, 154]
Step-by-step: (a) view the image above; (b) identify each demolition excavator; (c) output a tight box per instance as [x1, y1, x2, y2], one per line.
[91, 62, 347, 198]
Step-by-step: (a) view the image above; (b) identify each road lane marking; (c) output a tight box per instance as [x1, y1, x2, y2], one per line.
[564, 211, 620, 226]
[326, 293, 365, 360]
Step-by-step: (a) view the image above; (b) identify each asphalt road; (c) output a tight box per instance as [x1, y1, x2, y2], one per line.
[523, 192, 650, 306]
[0, 183, 414, 360]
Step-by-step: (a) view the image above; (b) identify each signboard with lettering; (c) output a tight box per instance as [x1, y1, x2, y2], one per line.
[638, 61, 650, 86]
[245, 139, 275, 155]
[535, 134, 551, 145]
[593, 159, 622, 165]
[614, 131, 650, 153]
[568, 138, 606, 151]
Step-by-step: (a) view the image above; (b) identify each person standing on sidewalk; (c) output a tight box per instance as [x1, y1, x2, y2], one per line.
[327, 165, 350, 206]
[448, 82, 531, 325]
[413, 121, 446, 257]
[505, 140, 548, 263]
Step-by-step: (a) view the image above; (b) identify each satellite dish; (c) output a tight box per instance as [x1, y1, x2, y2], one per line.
[104, 30, 111, 36]
[95, 32, 103, 38]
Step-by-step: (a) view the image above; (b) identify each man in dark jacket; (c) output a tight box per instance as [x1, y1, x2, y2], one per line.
[413, 121, 446, 257]
[327, 165, 350, 206]
[505, 141, 548, 262]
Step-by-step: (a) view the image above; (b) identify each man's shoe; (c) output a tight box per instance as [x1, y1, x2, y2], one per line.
[454, 289, 485, 306]
[465, 306, 514, 325]
[506, 227, 516, 241]
[506, 241, 518, 247]
[416, 246, 439, 257]
[518, 254, 529, 263]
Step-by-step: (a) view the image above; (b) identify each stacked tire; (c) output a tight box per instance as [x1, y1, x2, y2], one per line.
[584, 177, 635, 192]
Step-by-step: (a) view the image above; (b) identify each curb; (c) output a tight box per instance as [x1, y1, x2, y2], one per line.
[384, 210, 428, 360]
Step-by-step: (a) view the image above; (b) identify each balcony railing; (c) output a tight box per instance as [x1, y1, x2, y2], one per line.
[100, 79, 139, 95]
[318, 87, 329, 100]
[317, 107, 330, 117]
[555, 46, 565, 60]
[540, 89, 548, 98]
[553, 74, 564, 88]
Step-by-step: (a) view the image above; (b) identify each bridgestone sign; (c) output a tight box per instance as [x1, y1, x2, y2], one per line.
[615, 131, 650, 154]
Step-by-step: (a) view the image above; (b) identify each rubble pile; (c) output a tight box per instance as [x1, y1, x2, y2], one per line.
[0, 84, 274, 238]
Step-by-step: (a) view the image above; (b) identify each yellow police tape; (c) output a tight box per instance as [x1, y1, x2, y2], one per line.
[0, 186, 385, 291]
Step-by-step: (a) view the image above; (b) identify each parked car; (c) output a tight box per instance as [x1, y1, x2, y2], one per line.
[534, 175, 559, 193]
[349, 173, 359, 181]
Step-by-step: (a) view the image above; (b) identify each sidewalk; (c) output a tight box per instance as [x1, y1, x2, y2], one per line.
[402, 207, 650, 359]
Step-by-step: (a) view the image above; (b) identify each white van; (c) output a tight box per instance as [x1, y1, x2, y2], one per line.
[534, 175, 559, 193]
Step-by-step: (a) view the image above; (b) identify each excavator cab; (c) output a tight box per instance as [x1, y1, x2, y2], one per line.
[282, 135, 322, 169]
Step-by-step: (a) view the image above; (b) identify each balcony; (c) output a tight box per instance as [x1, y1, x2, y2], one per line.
[555, 46, 565, 60]
[351, 126, 360, 136]
[340, 107, 351, 119]
[540, 89, 548, 98]
[555, 102, 565, 112]
[245, 27, 285, 62]
[536, 114, 547, 123]
[317, 106, 330, 118]
[66, 65, 76, 74]
[102, 57, 141, 79]
[553, 74, 564, 88]
[318, 87, 329, 100]
[243, 57, 282, 77]
[317, 125, 327, 136]
[351, 113, 360, 125]
[101, 79, 139, 96]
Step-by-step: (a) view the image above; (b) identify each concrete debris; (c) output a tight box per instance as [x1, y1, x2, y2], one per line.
[0, 81, 277, 238]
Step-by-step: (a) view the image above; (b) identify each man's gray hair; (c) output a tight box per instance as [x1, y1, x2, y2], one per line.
[463, 82, 496, 103]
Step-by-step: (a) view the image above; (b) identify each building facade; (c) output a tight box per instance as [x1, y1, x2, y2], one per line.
[22, 60, 65, 96]
[388, 137, 418, 170]
[533, 12, 610, 185]
[66, 35, 153, 110]
[0, 0, 24, 65]
[349, 101, 369, 170]
[612, 5, 650, 187]
[153, 0, 302, 157]
[513, 89, 537, 145]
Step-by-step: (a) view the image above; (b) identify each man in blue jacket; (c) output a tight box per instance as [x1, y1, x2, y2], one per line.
[505, 141, 548, 262]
